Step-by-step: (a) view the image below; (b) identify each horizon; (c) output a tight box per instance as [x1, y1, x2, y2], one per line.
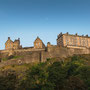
[0, 0, 90, 49]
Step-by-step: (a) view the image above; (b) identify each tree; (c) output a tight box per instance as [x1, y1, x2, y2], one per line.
[20, 63, 50, 90]
[64, 76, 87, 90]
[0, 70, 18, 90]
[47, 62, 67, 90]
[75, 66, 90, 90]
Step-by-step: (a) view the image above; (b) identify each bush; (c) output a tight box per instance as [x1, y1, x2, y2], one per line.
[8, 55, 14, 60]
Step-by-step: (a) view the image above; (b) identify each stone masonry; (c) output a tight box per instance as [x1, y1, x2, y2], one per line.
[5, 37, 22, 50]
[34, 37, 45, 49]
[57, 32, 90, 49]
[0, 33, 90, 67]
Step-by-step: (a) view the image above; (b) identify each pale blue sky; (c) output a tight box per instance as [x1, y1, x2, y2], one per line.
[0, 0, 90, 49]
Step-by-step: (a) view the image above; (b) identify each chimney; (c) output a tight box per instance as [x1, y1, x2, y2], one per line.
[66, 32, 69, 35]
[60, 32, 62, 35]
[86, 34, 88, 37]
[75, 33, 78, 36]
[18, 38, 20, 40]
[8, 37, 10, 40]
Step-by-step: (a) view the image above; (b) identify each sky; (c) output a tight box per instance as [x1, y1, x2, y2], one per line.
[0, 0, 90, 50]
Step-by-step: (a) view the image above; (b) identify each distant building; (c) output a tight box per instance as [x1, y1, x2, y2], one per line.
[5, 37, 22, 50]
[34, 37, 45, 49]
[57, 32, 90, 48]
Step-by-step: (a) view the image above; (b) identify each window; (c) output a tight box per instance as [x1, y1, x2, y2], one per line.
[70, 37, 72, 45]
[39, 43, 40, 45]
[87, 40, 88, 46]
[10, 44, 11, 48]
[66, 39, 68, 45]
[79, 37, 81, 46]
[83, 39, 85, 46]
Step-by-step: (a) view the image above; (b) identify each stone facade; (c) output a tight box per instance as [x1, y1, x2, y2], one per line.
[5, 37, 22, 50]
[0, 34, 90, 67]
[0, 45, 90, 68]
[57, 32, 90, 48]
[34, 37, 45, 49]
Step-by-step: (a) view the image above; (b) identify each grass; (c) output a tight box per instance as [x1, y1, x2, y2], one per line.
[2, 58, 8, 61]
[12, 56, 24, 59]
[2, 55, 24, 61]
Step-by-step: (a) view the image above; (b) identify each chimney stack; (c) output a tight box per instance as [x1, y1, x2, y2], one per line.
[8, 37, 10, 40]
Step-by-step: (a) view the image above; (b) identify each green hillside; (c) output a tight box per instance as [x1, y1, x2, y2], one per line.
[0, 54, 90, 90]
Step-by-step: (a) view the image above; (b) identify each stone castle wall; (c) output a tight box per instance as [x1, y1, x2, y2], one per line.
[42, 45, 90, 62]
[0, 33, 90, 67]
[0, 45, 90, 67]
[0, 51, 41, 68]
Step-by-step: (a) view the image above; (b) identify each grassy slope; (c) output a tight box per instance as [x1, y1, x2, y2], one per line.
[0, 54, 90, 75]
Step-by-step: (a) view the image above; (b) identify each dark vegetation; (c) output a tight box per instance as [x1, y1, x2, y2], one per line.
[0, 55, 90, 90]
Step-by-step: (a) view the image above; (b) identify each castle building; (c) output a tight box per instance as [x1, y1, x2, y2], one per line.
[5, 37, 22, 50]
[34, 37, 45, 49]
[57, 32, 90, 48]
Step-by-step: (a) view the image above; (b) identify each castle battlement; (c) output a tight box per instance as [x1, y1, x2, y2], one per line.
[0, 33, 90, 67]
[0, 33, 90, 59]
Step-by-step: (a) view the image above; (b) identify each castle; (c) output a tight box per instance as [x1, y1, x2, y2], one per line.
[57, 32, 90, 49]
[5, 36, 45, 50]
[0, 32, 90, 67]
[5, 37, 22, 50]
[4, 33, 90, 51]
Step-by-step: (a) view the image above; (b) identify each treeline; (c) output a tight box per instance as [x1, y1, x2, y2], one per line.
[0, 55, 90, 90]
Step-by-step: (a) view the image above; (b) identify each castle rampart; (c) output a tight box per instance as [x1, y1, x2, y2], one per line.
[0, 33, 90, 67]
